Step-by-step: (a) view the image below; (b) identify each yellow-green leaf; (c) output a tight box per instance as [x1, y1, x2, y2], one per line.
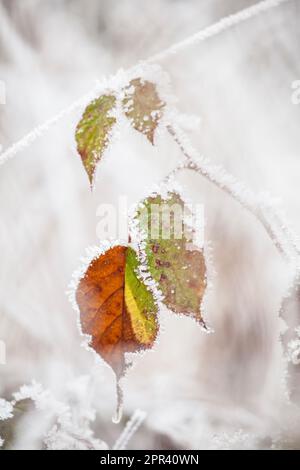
[134, 192, 207, 325]
[122, 78, 164, 144]
[75, 95, 116, 186]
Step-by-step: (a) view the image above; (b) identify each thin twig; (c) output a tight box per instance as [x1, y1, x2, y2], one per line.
[0, 0, 292, 168]
[149, 0, 291, 63]
[113, 409, 146, 450]
[166, 122, 300, 389]
[166, 123, 300, 263]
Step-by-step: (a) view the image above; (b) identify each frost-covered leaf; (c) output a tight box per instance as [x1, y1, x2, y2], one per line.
[134, 191, 207, 325]
[122, 78, 164, 144]
[75, 95, 116, 186]
[75, 245, 158, 377]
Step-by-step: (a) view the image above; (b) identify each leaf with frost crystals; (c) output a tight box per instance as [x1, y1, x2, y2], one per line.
[133, 191, 207, 326]
[122, 78, 165, 144]
[75, 94, 116, 186]
[75, 75, 165, 187]
[75, 245, 158, 378]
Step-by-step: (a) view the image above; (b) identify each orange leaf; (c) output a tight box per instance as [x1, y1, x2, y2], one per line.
[75, 245, 158, 378]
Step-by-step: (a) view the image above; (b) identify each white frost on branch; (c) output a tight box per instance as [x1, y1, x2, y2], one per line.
[0, 377, 145, 450]
[149, 0, 291, 63]
[0, 398, 13, 420]
[0, 398, 13, 449]
[208, 430, 258, 450]
[165, 113, 300, 267]
[1, 378, 108, 450]
[44, 376, 107, 450]
[163, 112, 300, 402]
[108, 63, 173, 106]
[287, 327, 300, 366]
[1, 0, 290, 168]
[113, 409, 146, 450]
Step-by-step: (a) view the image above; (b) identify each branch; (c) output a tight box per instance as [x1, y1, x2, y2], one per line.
[0, 0, 292, 168]
[113, 409, 146, 450]
[149, 0, 291, 63]
[166, 123, 300, 264]
[165, 122, 300, 403]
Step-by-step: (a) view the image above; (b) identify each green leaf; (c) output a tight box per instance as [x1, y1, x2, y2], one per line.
[122, 78, 164, 144]
[75, 95, 116, 186]
[133, 191, 207, 325]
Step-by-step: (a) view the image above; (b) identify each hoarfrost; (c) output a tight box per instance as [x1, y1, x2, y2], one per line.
[0, 399, 13, 421]
[1, 378, 108, 451]
[113, 409, 146, 450]
[209, 430, 258, 450]
[287, 327, 300, 365]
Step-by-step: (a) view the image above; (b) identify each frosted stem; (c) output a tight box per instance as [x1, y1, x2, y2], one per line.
[0, 85, 104, 168]
[149, 0, 291, 63]
[167, 123, 300, 398]
[0, 0, 291, 168]
[167, 124, 300, 264]
[113, 409, 146, 450]
[112, 377, 124, 424]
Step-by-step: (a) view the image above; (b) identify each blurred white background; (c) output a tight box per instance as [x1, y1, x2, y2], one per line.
[0, 0, 300, 450]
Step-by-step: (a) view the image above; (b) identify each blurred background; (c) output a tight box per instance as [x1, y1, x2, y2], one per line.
[0, 0, 300, 450]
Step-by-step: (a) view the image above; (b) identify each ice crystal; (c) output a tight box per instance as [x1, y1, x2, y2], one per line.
[0, 399, 13, 421]
[287, 327, 300, 365]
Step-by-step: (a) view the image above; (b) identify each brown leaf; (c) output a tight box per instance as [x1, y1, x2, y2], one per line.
[122, 78, 165, 144]
[76, 245, 158, 378]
